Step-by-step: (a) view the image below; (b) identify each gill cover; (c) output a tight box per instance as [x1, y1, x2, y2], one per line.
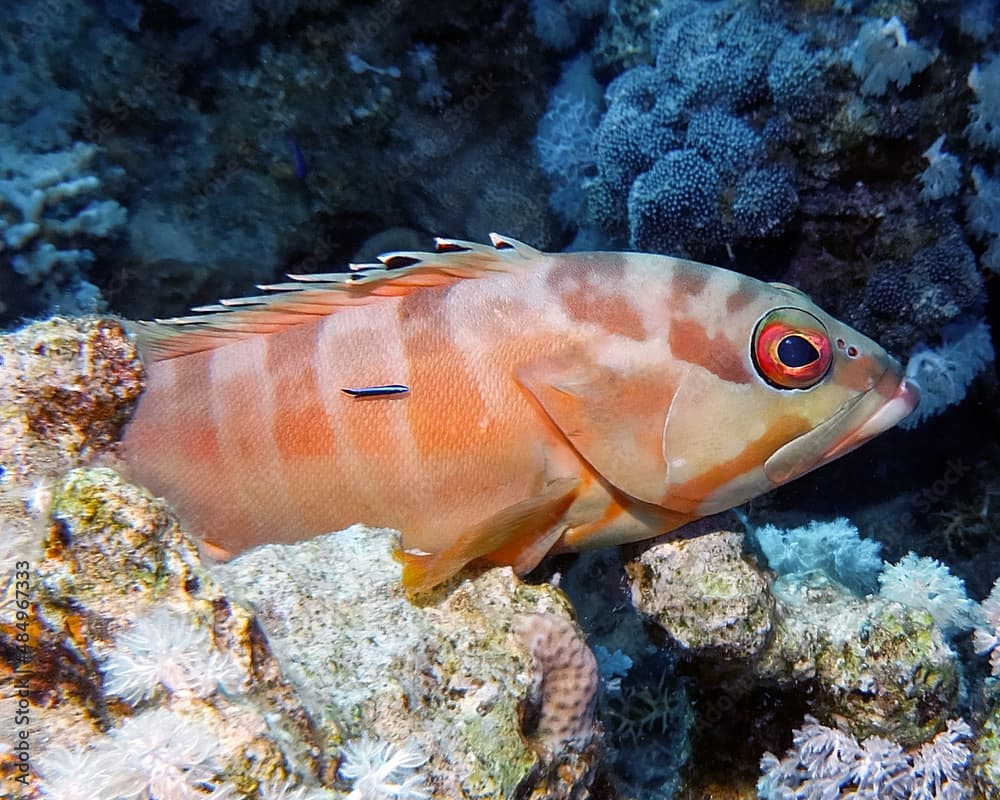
[516, 354, 681, 506]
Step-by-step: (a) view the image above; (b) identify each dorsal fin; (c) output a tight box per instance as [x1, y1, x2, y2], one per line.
[134, 233, 542, 362]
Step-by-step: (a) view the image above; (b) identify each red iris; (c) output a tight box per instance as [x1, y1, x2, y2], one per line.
[753, 310, 832, 389]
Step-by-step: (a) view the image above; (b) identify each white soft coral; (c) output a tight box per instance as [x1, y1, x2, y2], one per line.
[339, 734, 430, 800]
[919, 135, 962, 202]
[101, 607, 245, 704]
[878, 553, 975, 636]
[39, 709, 225, 800]
[849, 16, 935, 96]
[967, 54, 1000, 150]
[974, 577, 1000, 676]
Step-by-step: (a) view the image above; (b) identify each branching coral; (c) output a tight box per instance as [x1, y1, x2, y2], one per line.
[0, 137, 125, 313]
[759, 716, 974, 799]
[974, 577, 1000, 676]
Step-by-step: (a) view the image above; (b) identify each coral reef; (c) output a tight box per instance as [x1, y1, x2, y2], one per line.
[3, 0, 1000, 792]
[900, 320, 995, 428]
[0, 316, 142, 566]
[848, 16, 935, 98]
[0, 316, 599, 800]
[747, 517, 883, 596]
[4, 462, 325, 797]
[0, 138, 125, 317]
[513, 613, 599, 748]
[211, 526, 601, 799]
[586, 0, 805, 255]
[759, 716, 974, 799]
[630, 530, 960, 746]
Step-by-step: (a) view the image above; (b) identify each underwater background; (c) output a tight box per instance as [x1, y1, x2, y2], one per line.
[2, 0, 1000, 798]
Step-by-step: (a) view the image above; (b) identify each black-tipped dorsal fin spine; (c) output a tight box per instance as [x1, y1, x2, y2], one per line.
[134, 233, 542, 363]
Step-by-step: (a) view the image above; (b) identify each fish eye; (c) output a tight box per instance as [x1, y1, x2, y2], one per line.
[752, 308, 832, 389]
[777, 334, 819, 367]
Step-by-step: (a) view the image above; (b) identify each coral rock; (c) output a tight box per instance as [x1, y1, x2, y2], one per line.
[627, 530, 774, 660]
[212, 526, 601, 799]
[757, 571, 960, 746]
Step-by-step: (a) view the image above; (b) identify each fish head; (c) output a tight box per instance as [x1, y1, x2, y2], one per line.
[661, 281, 919, 515]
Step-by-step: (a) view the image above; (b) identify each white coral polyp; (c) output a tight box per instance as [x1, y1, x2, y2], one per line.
[39, 710, 223, 800]
[102, 607, 245, 704]
[339, 734, 430, 800]
[110, 710, 223, 800]
[878, 553, 974, 636]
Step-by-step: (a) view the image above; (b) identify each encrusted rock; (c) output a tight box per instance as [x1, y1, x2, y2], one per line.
[627, 530, 774, 660]
[2, 466, 324, 797]
[626, 530, 960, 748]
[0, 317, 141, 484]
[0, 316, 142, 567]
[212, 526, 601, 800]
[973, 683, 1000, 798]
[756, 570, 960, 746]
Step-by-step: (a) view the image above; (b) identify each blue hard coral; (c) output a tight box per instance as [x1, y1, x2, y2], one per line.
[586, 0, 803, 255]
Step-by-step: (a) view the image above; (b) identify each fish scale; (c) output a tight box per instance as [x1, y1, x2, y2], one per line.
[122, 234, 919, 594]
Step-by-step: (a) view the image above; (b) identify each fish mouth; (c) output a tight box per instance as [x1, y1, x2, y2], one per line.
[818, 374, 920, 464]
[764, 367, 920, 485]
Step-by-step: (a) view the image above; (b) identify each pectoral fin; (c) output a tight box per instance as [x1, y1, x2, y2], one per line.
[516, 356, 680, 506]
[400, 477, 580, 595]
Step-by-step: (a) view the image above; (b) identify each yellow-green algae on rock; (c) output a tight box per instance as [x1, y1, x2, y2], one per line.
[628, 530, 961, 747]
[0, 317, 142, 568]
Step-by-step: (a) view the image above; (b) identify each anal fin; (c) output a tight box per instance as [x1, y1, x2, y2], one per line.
[401, 477, 580, 596]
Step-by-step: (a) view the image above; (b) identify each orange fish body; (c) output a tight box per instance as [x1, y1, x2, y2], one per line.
[122, 235, 918, 592]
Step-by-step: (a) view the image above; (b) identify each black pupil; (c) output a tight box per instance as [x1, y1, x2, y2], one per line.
[777, 334, 819, 368]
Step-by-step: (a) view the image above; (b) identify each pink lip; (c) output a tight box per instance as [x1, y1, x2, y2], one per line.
[821, 376, 920, 462]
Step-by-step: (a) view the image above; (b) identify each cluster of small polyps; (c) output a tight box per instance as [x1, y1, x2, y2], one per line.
[338, 734, 430, 800]
[37, 709, 229, 800]
[758, 717, 974, 800]
[101, 607, 246, 704]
